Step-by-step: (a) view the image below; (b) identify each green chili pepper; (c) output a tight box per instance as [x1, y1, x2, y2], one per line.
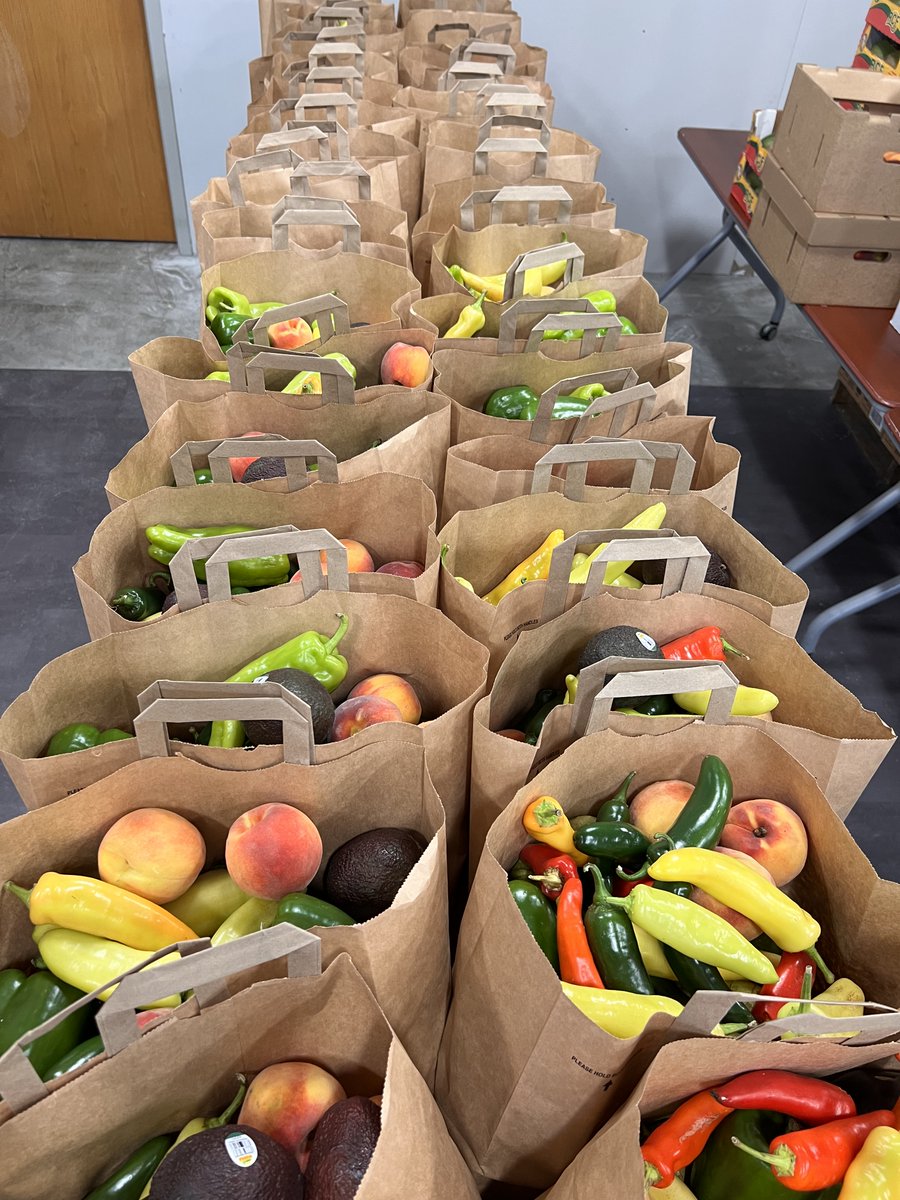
[0, 967, 27, 1019]
[574, 821, 650, 862]
[515, 687, 559, 733]
[45, 723, 101, 756]
[584, 864, 654, 994]
[662, 941, 754, 1027]
[276, 893, 355, 929]
[633, 695, 677, 716]
[144, 525, 290, 588]
[508, 880, 559, 973]
[523, 692, 564, 745]
[519, 393, 597, 422]
[508, 858, 532, 881]
[247, 301, 284, 318]
[205, 286, 250, 321]
[203, 371, 230, 383]
[645, 755, 733, 865]
[596, 772, 635, 823]
[0, 970, 94, 1077]
[210, 898, 278, 946]
[483, 385, 540, 421]
[110, 587, 165, 622]
[84, 1134, 175, 1200]
[95, 729, 134, 745]
[193, 467, 213, 484]
[43, 1032, 105, 1080]
[208, 614, 350, 749]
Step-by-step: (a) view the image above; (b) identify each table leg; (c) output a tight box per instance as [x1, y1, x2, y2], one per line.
[725, 217, 786, 339]
[802, 573, 900, 653]
[657, 214, 733, 300]
[786, 482, 900, 572]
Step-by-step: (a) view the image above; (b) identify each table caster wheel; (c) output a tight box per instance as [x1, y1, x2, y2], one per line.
[759, 322, 779, 341]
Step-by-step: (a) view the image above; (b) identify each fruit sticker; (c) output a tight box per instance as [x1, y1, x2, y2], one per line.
[635, 631, 658, 652]
[224, 1132, 258, 1168]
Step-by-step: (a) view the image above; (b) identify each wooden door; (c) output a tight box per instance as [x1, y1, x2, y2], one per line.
[0, 0, 175, 240]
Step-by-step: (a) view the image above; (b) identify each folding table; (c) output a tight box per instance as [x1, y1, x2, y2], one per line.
[662, 127, 900, 650]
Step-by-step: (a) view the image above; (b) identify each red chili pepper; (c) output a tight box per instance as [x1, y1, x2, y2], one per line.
[660, 625, 746, 662]
[731, 1109, 895, 1190]
[753, 952, 816, 1022]
[712, 1071, 856, 1124]
[556, 875, 604, 989]
[613, 875, 653, 898]
[518, 843, 560, 876]
[642, 1091, 734, 1188]
[528, 853, 578, 900]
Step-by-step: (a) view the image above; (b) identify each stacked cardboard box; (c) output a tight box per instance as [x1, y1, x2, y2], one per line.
[749, 65, 900, 307]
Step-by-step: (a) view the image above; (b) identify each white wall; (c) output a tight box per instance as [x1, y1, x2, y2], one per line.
[513, 0, 865, 273]
[157, 0, 865, 268]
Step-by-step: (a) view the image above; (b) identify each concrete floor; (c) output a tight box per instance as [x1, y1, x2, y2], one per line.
[0, 238, 839, 386]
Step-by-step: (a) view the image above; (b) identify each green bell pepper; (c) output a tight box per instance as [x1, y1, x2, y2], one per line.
[0, 970, 94, 1078]
[520, 393, 598, 422]
[208, 614, 350, 748]
[276, 893, 355, 929]
[110, 587, 165, 622]
[209, 312, 250, 352]
[0, 968, 27, 1019]
[248, 301, 284, 319]
[205, 286, 250, 322]
[144, 525, 290, 588]
[483, 385, 540, 420]
[95, 729, 134, 745]
[45, 723, 101, 756]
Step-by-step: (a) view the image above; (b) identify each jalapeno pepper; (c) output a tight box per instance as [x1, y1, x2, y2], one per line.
[662, 942, 754, 1028]
[84, 1134, 175, 1200]
[574, 821, 650, 863]
[508, 880, 559, 973]
[43, 1033, 105, 1080]
[276, 893, 355, 929]
[0, 969, 95, 1078]
[110, 587, 165, 622]
[523, 691, 564, 745]
[584, 864, 653, 995]
[596, 773, 635, 824]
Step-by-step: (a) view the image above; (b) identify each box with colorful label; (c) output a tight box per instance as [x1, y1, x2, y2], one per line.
[730, 108, 777, 221]
[855, 1, 900, 74]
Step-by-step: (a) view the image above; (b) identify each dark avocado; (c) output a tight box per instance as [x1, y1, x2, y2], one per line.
[576, 625, 663, 673]
[641, 548, 732, 589]
[244, 669, 335, 745]
[304, 1097, 381, 1200]
[323, 828, 426, 921]
[241, 457, 287, 484]
[148, 1123, 302, 1199]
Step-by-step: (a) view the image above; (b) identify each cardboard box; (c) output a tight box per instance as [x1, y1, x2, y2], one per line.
[855, 1, 900, 74]
[730, 109, 776, 220]
[750, 168, 900, 306]
[774, 65, 900, 217]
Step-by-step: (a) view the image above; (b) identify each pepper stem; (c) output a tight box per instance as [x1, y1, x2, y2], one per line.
[585, 863, 612, 903]
[643, 1164, 662, 1189]
[806, 945, 835, 986]
[730, 1137, 795, 1177]
[609, 771, 636, 806]
[5, 882, 31, 909]
[212, 1076, 247, 1128]
[721, 638, 748, 660]
[324, 613, 349, 654]
[797, 964, 814, 1012]
[472, 291, 486, 311]
[528, 870, 563, 895]
[440, 544, 450, 565]
[531, 798, 564, 829]
[616, 862, 649, 882]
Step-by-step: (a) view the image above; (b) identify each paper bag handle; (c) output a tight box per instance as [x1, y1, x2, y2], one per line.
[427, 20, 477, 43]
[282, 116, 352, 159]
[291, 158, 372, 200]
[582, 533, 710, 597]
[530, 376, 657, 443]
[474, 135, 549, 176]
[503, 242, 585, 302]
[302, 4, 364, 29]
[539, 528, 676, 621]
[532, 439, 658, 498]
[460, 184, 572, 231]
[256, 124, 335, 159]
[239, 350, 355, 402]
[291, 91, 359, 130]
[97, 925, 322, 1055]
[314, 22, 366, 45]
[584, 435, 696, 495]
[168, 523, 298, 609]
[307, 41, 366, 69]
[226, 148, 301, 205]
[440, 60, 503, 91]
[272, 196, 362, 252]
[248, 294, 351, 349]
[479, 112, 550, 145]
[170, 434, 284, 488]
[134, 680, 317, 763]
[304, 64, 365, 100]
[477, 90, 548, 119]
[456, 39, 516, 69]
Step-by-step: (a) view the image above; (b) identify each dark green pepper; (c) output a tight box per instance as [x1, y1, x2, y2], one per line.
[508, 858, 531, 881]
[596, 772, 635, 824]
[84, 1134, 175, 1200]
[690, 1109, 840, 1200]
[45, 723, 101, 756]
[110, 587, 165, 622]
[484, 385, 540, 421]
[43, 1032, 105, 1080]
[523, 691, 564, 745]
[633, 695, 677, 716]
[0, 967, 27, 1019]
[516, 687, 560, 733]
[645, 755, 733, 865]
[95, 730, 134, 746]
[0, 970, 94, 1077]
[662, 941, 754, 1028]
[193, 467, 213, 485]
[508, 880, 559, 973]
[209, 311, 251, 352]
[648, 975, 690, 1003]
[276, 893, 354, 929]
[574, 821, 650, 862]
[583, 864, 654, 995]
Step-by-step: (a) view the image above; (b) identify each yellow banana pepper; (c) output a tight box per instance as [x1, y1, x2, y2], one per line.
[450, 265, 505, 303]
[444, 291, 486, 338]
[522, 797, 590, 866]
[482, 529, 565, 605]
[837, 1126, 900, 1200]
[777, 977, 865, 1022]
[610, 572, 643, 589]
[164, 869, 247, 939]
[673, 685, 779, 717]
[7, 873, 197, 952]
[210, 897, 278, 946]
[33, 926, 182, 1007]
[562, 981, 684, 1038]
[569, 503, 668, 585]
[455, 576, 475, 592]
[648, 847, 821, 954]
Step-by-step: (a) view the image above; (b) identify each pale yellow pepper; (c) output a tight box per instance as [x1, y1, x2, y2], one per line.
[673, 685, 779, 718]
[482, 529, 565, 605]
[569, 503, 668, 585]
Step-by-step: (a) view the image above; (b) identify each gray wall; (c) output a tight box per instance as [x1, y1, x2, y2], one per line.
[156, 0, 866, 269]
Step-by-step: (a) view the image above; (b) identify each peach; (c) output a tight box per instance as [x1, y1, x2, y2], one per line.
[240, 1061, 346, 1164]
[331, 694, 405, 741]
[97, 808, 206, 904]
[230, 431, 269, 482]
[269, 317, 315, 351]
[629, 780, 694, 839]
[348, 673, 422, 724]
[290, 539, 375, 586]
[691, 848, 775, 941]
[719, 799, 808, 886]
[376, 560, 425, 578]
[380, 342, 431, 388]
[225, 802, 322, 900]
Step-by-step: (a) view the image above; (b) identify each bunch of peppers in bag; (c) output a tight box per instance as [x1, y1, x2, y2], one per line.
[508, 758, 846, 1040]
[640, 1068, 900, 1199]
[204, 286, 318, 353]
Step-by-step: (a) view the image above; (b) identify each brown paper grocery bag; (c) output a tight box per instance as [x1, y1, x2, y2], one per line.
[438, 465, 807, 630]
[0, 954, 478, 1200]
[0, 593, 488, 879]
[0, 730, 449, 1083]
[541, 1038, 900, 1200]
[227, 106, 419, 170]
[401, 8, 522, 44]
[398, 0, 512, 22]
[74, 474, 441, 638]
[129, 337, 233, 429]
[432, 340, 693, 446]
[400, 40, 549, 91]
[422, 116, 599, 210]
[198, 251, 420, 357]
[396, 81, 556, 151]
[438, 713, 900, 1186]
[468, 592, 894, 860]
[412, 179, 614, 282]
[104, 388, 451, 507]
[440, 421, 738, 525]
